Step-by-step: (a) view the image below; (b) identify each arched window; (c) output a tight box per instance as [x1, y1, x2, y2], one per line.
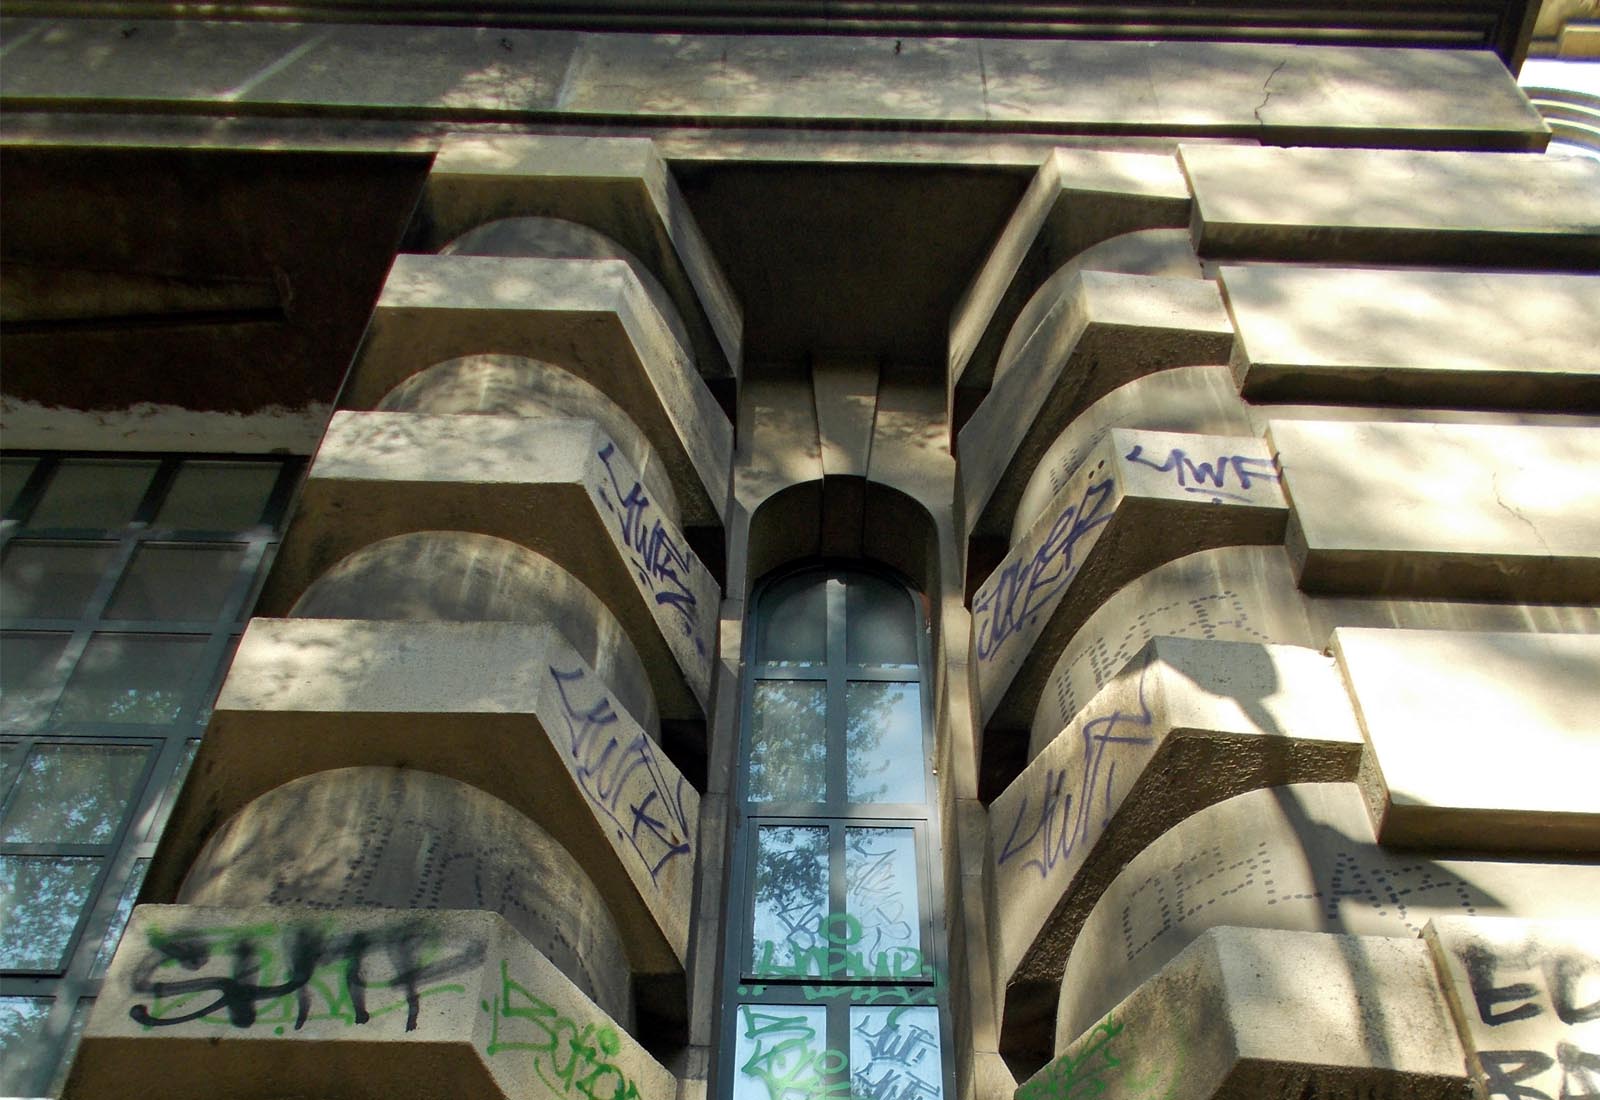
[722, 565, 950, 1100]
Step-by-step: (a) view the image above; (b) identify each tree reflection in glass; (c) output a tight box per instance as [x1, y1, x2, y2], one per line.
[0, 856, 99, 970]
[751, 825, 827, 977]
[747, 682, 826, 803]
[845, 683, 923, 804]
[845, 827, 921, 973]
[0, 744, 146, 844]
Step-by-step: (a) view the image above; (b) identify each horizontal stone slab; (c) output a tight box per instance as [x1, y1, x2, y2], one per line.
[1334, 628, 1600, 851]
[991, 637, 1364, 1058]
[1183, 146, 1600, 268]
[1222, 266, 1600, 410]
[1271, 419, 1600, 602]
[958, 273, 1234, 547]
[421, 135, 742, 386]
[1020, 927, 1468, 1100]
[69, 906, 677, 1100]
[261, 413, 716, 717]
[343, 253, 732, 528]
[148, 620, 696, 975]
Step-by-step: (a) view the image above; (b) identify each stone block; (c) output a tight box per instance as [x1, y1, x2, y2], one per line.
[1221, 266, 1600, 410]
[973, 429, 1288, 744]
[1182, 145, 1600, 268]
[1333, 628, 1600, 852]
[67, 906, 677, 1100]
[342, 253, 732, 528]
[260, 413, 717, 717]
[1270, 419, 1600, 602]
[1019, 927, 1469, 1100]
[420, 135, 742, 385]
[1056, 782, 1600, 1053]
[147, 620, 696, 977]
[1424, 917, 1600, 1100]
[991, 637, 1364, 1060]
[958, 273, 1235, 546]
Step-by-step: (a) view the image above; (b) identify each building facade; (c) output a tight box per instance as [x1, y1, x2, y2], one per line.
[2, 4, 1599, 1098]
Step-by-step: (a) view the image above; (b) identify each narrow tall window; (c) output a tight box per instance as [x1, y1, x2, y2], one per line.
[724, 566, 950, 1100]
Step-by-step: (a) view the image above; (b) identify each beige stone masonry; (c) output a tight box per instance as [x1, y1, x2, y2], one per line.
[342, 252, 732, 528]
[260, 412, 717, 717]
[1424, 917, 1600, 1100]
[1222, 266, 1600, 410]
[974, 429, 1288, 739]
[991, 637, 1364, 1060]
[958, 273, 1234, 546]
[147, 619, 696, 976]
[1181, 145, 1600, 267]
[1270, 419, 1600, 602]
[1334, 628, 1600, 852]
[68, 906, 678, 1100]
[420, 135, 742, 385]
[1019, 927, 1469, 1100]
[1056, 782, 1600, 1051]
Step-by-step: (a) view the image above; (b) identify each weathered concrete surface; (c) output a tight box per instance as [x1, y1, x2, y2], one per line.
[67, 907, 678, 1100]
[147, 621, 696, 978]
[1424, 917, 1600, 1100]
[260, 413, 717, 716]
[1221, 266, 1600, 410]
[991, 637, 1364, 1060]
[974, 429, 1287, 742]
[1270, 419, 1600, 602]
[1019, 928, 1469, 1100]
[180, 767, 633, 1022]
[341, 253, 732, 528]
[1056, 782, 1600, 1050]
[421, 136, 742, 385]
[1333, 628, 1600, 852]
[958, 273, 1234, 549]
[1182, 145, 1600, 267]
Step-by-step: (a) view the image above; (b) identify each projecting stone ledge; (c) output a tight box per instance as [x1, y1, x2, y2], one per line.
[67, 907, 677, 1100]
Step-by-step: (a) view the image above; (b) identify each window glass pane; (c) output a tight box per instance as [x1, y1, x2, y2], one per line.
[751, 824, 828, 978]
[757, 572, 827, 665]
[0, 633, 71, 730]
[1, 458, 37, 517]
[53, 634, 206, 725]
[91, 858, 149, 978]
[0, 855, 100, 969]
[851, 1006, 943, 1100]
[47, 998, 93, 1096]
[733, 1004, 839, 1100]
[156, 461, 279, 530]
[846, 682, 925, 804]
[1, 541, 118, 620]
[748, 681, 826, 804]
[0, 997, 54, 1097]
[1, 739, 21, 794]
[1, 744, 149, 844]
[845, 828, 922, 977]
[24, 459, 157, 530]
[846, 574, 917, 667]
[105, 543, 246, 622]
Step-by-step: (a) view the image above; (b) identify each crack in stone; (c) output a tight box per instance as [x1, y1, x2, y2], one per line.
[1493, 470, 1553, 557]
[1255, 60, 1288, 127]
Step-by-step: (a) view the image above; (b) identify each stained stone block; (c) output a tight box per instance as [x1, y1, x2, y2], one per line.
[341, 253, 732, 528]
[974, 429, 1288, 745]
[259, 413, 717, 717]
[991, 637, 1364, 1059]
[1270, 419, 1600, 602]
[420, 135, 742, 385]
[1424, 917, 1600, 1100]
[1333, 628, 1600, 851]
[1018, 927, 1469, 1100]
[1056, 783, 1600, 1053]
[958, 273, 1234, 546]
[145, 620, 696, 977]
[1182, 145, 1600, 268]
[67, 907, 678, 1100]
[1221, 266, 1600, 410]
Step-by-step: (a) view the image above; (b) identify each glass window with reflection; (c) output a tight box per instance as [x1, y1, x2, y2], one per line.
[725, 565, 951, 1100]
[0, 452, 296, 1098]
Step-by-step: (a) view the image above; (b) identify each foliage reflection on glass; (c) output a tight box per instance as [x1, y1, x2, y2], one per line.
[748, 682, 827, 803]
[752, 825, 828, 976]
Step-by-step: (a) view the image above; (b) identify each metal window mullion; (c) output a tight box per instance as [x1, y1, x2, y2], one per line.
[824, 574, 847, 810]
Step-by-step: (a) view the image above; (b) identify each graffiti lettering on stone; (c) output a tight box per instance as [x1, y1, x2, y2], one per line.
[127, 920, 481, 1032]
[483, 960, 645, 1100]
[1018, 1012, 1183, 1100]
[595, 442, 706, 659]
[1123, 443, 1279, 505]
[549, 664, 693, 884]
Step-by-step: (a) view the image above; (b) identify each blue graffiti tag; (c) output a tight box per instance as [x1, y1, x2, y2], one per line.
[1123, 443, 1280, 504]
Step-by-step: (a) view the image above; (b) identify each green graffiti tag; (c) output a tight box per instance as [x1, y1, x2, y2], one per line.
[736, 1004, 851, 1100]
[1018, 1013, 1183, 1100]
[483, 960, 645, 1100]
